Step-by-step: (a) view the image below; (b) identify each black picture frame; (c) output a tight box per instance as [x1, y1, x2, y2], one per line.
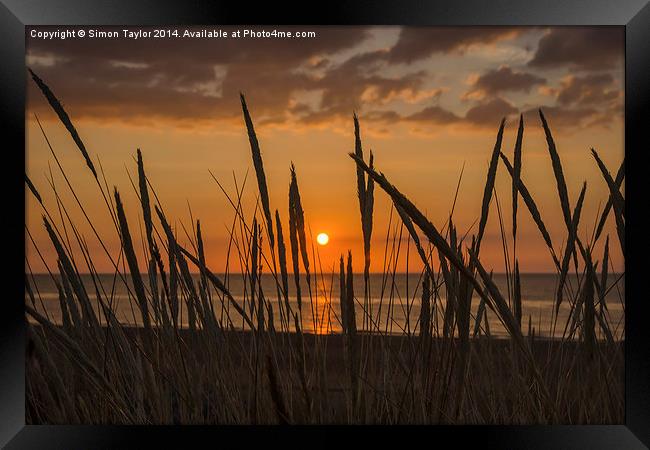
[1, 1, 648, 448]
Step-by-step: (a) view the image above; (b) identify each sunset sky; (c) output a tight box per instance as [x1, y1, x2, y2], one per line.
[25, 26, 624, 274]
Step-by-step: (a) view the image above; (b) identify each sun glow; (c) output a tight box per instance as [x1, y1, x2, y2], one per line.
[316, 232, 329, 246]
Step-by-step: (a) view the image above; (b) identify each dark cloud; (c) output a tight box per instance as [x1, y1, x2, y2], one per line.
[27, 27, 437, 128]
[525, 73, 623, 129]
[405, 106, 461, 124]
[387, 27, 521, 64]
[371, 100, 516, 129]
[27, 26, 374, 125]
[556, 74, 620, 107]
[298, 50, 430, 124]
[465, 98, 519, 126]
[523, 106, 599, 128]
[26, 26, 623, 133]
[468, 66, 546, 97]
[363, 110, 402, 122]
[527, 28, 623, 70]
[28, 26, 366, 68]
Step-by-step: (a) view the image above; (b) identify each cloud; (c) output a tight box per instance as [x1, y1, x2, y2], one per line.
[301, 49, 430, 123]
[556, 74, 621, 107]
[465, 66, 546, 99]
[26, 26, 623, 134]
[27, 28, 440, 129]
[368, 98, 517, 129]
[27, 26, 374, 126]
[527, 28, 623, 70]
[386, 27, 521, 64]
[405, 105, 461, 124]
[523, 106, 598, 128]
[363, 110, 403, 122]
[465, 97, 519, 126]
[524, 73, 623, 129]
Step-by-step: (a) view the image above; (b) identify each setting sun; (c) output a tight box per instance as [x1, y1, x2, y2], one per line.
[316, 232, 329, 246]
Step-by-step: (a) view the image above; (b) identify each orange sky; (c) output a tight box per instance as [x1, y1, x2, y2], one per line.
[25, 26, 624, 274]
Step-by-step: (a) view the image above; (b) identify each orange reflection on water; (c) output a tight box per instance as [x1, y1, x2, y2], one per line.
[302, 291, 342, 335]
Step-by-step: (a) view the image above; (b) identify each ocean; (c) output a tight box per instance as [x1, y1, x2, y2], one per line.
[27, 272, 624, 339]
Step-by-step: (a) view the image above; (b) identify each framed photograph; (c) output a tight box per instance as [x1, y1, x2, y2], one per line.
[1, 0, 649, 448]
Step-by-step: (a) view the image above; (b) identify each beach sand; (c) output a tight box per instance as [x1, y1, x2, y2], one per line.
[26, 325, 624, 424]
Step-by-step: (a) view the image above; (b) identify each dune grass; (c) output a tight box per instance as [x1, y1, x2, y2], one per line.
[25, 70, 624, 424]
